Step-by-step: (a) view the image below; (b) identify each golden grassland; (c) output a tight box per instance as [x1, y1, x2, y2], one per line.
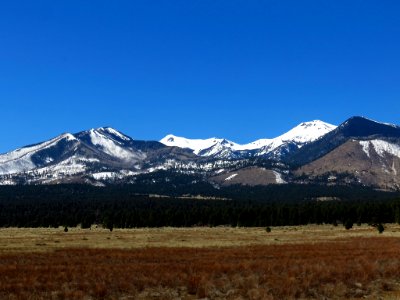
[1, 225, 400, 299]
[2, 224, 400, 252]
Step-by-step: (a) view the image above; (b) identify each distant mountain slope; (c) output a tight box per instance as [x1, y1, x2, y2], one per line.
[296, 139, 400, 190]
[0, 133, 78, 175]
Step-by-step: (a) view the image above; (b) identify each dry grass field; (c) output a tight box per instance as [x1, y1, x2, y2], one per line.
[1, 225, 400, 299]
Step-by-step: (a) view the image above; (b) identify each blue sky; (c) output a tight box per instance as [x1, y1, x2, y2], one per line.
[1, 0, 400, 153]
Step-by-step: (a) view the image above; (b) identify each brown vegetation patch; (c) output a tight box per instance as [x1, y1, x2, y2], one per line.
[1, 237, 400, 299]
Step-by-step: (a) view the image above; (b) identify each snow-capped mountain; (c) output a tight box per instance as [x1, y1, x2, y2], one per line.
[160, 120, 337, 159]
[2, 117, 400, 190]
[250, 120, 337, 159]
[237, 120, 337, 150]
[0, 127, 147, 176]
[287, 116, 400, 166]
[293, 117, 400, 190]
[0, 127, 195, 184]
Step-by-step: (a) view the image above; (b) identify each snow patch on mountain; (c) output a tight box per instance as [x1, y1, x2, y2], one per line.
[225, 174, 238, 181]
[0, 157, 35, 176]
[359, 140, 400, 158]
[273, 171, 286, 184]
[89, 129, 141, 161]
[92, 172, 118, 180]
[91, 170, 140, 180]
[360, 141, 371, 158]
[28, 156, 88, 183]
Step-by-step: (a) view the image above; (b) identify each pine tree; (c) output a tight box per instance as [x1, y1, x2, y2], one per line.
[344, 220, 353, 230]
[377, 223, 384, 234]
[395, 207, 400, 225]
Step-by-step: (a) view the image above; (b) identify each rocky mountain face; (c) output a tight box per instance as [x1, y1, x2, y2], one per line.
[1, 117, 400, 190]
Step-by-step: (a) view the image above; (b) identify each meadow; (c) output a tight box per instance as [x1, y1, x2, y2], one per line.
[1, 225, 400, 299]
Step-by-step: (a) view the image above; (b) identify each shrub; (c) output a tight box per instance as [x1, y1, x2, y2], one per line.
[344, 220, 353, 230]
[266, 227, 271, 233]
[376, 223, 385, 234]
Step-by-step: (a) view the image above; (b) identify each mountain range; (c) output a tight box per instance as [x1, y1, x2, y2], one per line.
[1, 116, 400, 190]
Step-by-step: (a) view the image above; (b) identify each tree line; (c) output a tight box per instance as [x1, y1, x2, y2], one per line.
[0, 182, 399, 228]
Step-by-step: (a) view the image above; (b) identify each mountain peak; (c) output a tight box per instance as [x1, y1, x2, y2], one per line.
[339, 116, 400, 138]
[278, 120, 337, 144]
[87, 127, 133, 142]
[343, 116, 398, 128]
[299, 120, 330, 127]
[162, 134, 178, 143]
[341, 116, 374, 126]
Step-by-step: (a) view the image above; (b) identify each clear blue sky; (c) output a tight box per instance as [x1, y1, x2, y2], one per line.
[1, 0, 400, 153]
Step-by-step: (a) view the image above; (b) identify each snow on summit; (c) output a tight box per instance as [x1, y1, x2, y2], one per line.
[239, 120, 337, 155]
[274, 120, 337, 144]
[160, 120, 337, 156]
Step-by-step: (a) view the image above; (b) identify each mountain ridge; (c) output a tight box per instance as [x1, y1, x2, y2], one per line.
[1, 116, 400, 190]
[160, 120, 337, 159]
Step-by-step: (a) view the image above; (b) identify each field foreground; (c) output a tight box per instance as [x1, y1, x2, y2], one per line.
[1, 225, 400, 299]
